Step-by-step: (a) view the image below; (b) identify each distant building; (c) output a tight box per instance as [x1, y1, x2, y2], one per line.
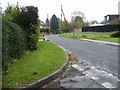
[118, 1, 120, 20]
[104, 14, 119, 24]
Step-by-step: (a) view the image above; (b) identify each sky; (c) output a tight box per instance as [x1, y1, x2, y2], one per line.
[1, 0, 120, 23]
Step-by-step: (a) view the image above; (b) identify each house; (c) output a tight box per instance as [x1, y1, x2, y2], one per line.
[104, 14, 120, 24]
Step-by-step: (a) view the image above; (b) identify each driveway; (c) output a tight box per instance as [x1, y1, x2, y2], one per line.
[46, 35, 119, 88]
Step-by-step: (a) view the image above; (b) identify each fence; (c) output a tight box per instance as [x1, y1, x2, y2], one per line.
[82, 25, 120, 32]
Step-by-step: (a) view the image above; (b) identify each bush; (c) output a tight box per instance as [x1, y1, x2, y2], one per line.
[28, 34, 38, 50]
[2, 18, 25, 71]
[8, 21, 25, 58]
[3, 5, 40, 51]
[110, 31, 120, 37]
[2, 18, 10, 71]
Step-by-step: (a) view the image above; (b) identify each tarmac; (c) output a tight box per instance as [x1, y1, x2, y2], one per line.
[43, 60, 119, 89]
[22, 39, 119, 89]
[42, 39, 119, 89]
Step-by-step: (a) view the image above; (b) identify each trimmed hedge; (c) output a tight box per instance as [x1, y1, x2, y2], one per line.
[2, 18, 25, 71]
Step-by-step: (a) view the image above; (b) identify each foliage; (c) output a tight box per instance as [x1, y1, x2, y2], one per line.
[71, 16, 84, 29]
[71, 11, 85, 20]
[8, 22, 25, 58]
[2, 18, 25, 71]
[3, 4, 40, 50]
[3, 3, 20, 23]
[16, 6, 39, 29]
[110, 31, 120, 37]
[17, 6, 39, 50]
[50, 14, 59, 32]
[2, 18, 10, 71]
[28, 34, 38, 50]
[60, 21, 73, 33]
[61, 21, 67, 32]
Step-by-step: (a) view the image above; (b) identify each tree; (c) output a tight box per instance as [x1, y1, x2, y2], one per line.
[50, 14, 59, 32]
[71, 11, 85, 21]
[71, 16, 84, 29]
[71, 11, 85, 29]
[15, 6, 40, 50]
[16, 6, 39, 30]
[60, 21, 73, 33]
[3, 2, 20, 22]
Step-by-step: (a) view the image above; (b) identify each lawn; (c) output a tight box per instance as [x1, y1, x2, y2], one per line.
[60, 32, 120, 43]
[2, 41, 67, 88]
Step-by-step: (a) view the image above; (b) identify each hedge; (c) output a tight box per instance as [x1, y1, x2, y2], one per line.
[2, 18, 25, 72]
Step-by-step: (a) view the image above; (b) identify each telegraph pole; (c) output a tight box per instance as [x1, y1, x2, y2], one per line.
[61, 5, 62, 33]
[47, 14, 50, 34]
[61, 4, 67, 33]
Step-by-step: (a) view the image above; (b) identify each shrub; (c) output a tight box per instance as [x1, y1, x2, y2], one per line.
[2, 18, 10, 71]
[8, 21, 25, 58]
[2, 18, 25, 71]
[110, 31, 120, 37]
[3, 4, 40, 51]
[28, 34, 39, 50]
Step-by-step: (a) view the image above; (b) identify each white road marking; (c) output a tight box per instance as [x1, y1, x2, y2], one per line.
[71, 63, 118, 88]
[101, 82, 115, 88]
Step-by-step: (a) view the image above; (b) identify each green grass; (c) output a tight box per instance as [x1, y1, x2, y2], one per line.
[60, 32, 120, 43]
[3, 41, 66, 88]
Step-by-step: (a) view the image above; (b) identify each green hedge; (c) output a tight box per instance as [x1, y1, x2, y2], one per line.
[2, 18, 25, 71]
[27, 34, 38, 50]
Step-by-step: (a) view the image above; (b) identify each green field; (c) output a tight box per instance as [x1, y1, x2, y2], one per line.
[3, 41, 66, 88]
[60, 32, 120, 43]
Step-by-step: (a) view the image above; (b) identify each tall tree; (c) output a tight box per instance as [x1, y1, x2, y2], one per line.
[72, 16, 84, 29]
[16, 6, 39, 30]
[16, 6, 40, 50]
[71, 11, 85, 29]
[50, 14, 59, 32]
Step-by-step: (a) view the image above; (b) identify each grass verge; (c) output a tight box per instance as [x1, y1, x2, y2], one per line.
[3, 41, 66, 88]
[59, 32, 120, 43]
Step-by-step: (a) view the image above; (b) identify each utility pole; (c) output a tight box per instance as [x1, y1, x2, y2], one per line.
[61, 4, 67, 33]
[61, 5, 62, 33]
[47, 14, 50, 34]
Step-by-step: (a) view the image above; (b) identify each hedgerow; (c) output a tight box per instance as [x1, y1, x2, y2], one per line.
[2, 18, 25, 72]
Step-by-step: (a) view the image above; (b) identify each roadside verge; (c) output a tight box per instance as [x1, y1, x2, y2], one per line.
[19, 43, 69, 89]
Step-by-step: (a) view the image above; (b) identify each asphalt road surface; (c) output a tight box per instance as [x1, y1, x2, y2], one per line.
[46, 35, 119, 78]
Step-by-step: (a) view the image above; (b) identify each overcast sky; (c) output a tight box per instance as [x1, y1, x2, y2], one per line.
[1, 0, 120, 22]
